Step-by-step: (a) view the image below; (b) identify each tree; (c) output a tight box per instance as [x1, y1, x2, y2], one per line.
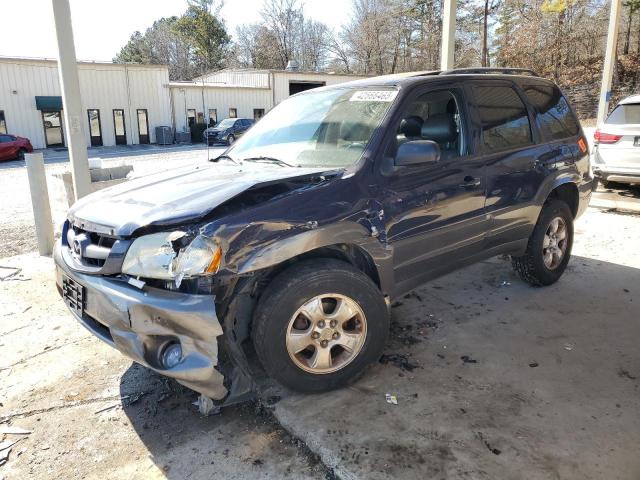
[114, 17, 196, 80]
[623, 0, 640, 55]
[174, 3, 230, 74]
[260, 0, 305, 68]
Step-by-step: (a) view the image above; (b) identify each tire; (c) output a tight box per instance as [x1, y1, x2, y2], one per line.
[511, 199, 574, 286]
[227, 134, 235, 145]
[252, 259, 389, 393]
[16, 148, 27, 161]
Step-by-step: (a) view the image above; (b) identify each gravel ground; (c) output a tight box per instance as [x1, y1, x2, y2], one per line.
[0, 145, 223, 258]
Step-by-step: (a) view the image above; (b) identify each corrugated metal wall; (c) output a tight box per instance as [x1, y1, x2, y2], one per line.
[272, 72, 366, 105]
[0, 59, 171, 149]
[197, 70, 270, 88]
[171, 85, 272, 132]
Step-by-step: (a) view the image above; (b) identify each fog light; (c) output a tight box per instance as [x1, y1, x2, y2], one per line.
[162, 343, 182, 369]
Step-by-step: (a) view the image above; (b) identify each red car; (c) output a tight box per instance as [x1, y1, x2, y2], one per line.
[0, 134, 33, 161]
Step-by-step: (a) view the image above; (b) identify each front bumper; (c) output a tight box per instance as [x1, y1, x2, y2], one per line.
[54, 240, 228, 400]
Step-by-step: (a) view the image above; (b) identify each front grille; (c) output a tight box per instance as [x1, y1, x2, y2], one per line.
[64, 222, 116, 269]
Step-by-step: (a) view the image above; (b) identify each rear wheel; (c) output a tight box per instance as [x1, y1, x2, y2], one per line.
[511, 199, 573, 286]
[252, 259, 389, 393]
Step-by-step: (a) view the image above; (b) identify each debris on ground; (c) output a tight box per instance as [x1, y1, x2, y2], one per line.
[461, 355, 478, 364]
[390, 301, 403, 308]
[196, 395, 221, 416]
[499, 281, 511, 287]
[477, 431, 501, 455]
[0, 425, 31, 435]
[403, 292, 423, 302]
[385, 394, 398, 405]
[379, 353, 419, 371]
[529, 362, 539, 368]
[0, 265, 21, 280]
[564, 343, 574, 351]
[617, 368, 637, 380]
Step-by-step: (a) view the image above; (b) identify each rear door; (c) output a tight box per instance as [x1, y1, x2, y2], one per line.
[470, 80, 550, 247]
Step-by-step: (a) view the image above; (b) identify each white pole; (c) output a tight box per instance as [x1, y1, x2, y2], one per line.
[25, 153, 55, 256]
[51, 0, 91, 200]
[597, 0, 622, 125]
[441, 0, 457, 71]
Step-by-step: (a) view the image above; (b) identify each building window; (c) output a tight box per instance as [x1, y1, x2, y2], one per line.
[253, 108, 265, 120]
[87, 109, 103, 147]
[229, 108, 237, 118]
[0, 110, 6, 134]
[187, 109, 196, 127]
[208, 109, 217, 126]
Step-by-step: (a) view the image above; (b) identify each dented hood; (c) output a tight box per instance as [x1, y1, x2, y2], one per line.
[68, 162, 337, 236]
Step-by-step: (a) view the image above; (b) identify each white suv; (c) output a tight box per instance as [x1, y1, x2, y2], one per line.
[592, 95, 640, 187]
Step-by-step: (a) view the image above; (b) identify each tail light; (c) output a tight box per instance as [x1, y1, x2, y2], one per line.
[594, 130, 622, 144]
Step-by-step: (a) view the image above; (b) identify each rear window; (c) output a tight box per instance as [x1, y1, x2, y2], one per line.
[524, 84, 580, 140]
[606, 104, 640, 124]
[474, 85, 532, 153]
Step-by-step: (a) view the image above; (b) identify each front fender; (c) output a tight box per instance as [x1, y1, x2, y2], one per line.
[215, 221, 395, 296]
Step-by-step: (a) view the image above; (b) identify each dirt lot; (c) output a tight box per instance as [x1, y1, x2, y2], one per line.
[1, 205, 640, 479]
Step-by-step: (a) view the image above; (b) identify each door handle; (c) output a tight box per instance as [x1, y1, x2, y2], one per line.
[460, 176, 481, 188]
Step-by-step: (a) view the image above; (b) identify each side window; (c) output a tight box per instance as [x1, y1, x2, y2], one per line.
[0, 135, 8, 143]
[474, 85, 532, 153]
[524, 84, 579, 140]
[395, 89, 464, 160]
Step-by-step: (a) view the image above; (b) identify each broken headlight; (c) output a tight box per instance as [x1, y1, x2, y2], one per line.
[122, 232, 222, 284]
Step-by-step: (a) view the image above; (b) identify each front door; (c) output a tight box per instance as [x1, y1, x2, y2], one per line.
[113, 109, 127, 145]
[381, 87, 488, 296]
[87, 109, 103, 147]
[137, 109, 149, 144]
[42, 110, 64, 147]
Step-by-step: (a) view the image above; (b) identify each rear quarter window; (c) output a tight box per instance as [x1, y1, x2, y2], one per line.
[473, 85, 533, 153]
[523, 84, 580, 140]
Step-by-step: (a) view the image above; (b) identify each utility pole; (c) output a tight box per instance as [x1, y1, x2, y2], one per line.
[597, 0, 622, 125]
[51, 0, 91, 199]
[441, 0, 457, 70]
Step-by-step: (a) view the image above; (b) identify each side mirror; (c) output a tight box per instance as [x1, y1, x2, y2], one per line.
[395, 140, 441, 167]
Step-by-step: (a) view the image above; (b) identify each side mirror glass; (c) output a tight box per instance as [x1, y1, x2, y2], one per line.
[395, 140, 441, 167]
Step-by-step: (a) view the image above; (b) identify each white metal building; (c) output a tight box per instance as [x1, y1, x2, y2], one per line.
[0, 57, 172, 149]
[0, 58, 366, 150]
[171, 69, 366, 133]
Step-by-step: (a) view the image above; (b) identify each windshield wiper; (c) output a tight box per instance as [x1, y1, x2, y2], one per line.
[242, 156, 297, 168]
[210, 154, 241, 165]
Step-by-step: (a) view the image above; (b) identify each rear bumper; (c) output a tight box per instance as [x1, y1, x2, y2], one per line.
[592, 150, 640, 184]
[54, 239, 228, 400]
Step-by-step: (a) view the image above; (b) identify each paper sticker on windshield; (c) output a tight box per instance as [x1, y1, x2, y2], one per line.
[350, 90, 398, 102]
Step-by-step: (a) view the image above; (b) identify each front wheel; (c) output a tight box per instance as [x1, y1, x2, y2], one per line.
[252, 259, 389, 393]
[227, 134, 235, 145]
[16, 148, 27, 161]
[511, 199, 574, 286]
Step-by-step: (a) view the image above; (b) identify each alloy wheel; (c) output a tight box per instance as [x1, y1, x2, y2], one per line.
[286, 294, 367, 374]
[543, 216, 568, 270]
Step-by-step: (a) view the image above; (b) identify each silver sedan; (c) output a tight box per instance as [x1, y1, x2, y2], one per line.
[592, 95, 640, 187]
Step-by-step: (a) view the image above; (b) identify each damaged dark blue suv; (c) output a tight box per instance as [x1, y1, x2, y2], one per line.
[55, 68, 594, 405]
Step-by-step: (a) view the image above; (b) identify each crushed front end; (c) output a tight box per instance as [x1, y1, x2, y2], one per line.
[53, 219, 244, 403]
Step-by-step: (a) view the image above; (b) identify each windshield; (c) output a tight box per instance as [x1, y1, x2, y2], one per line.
[606, 104, 640, 125]
[216, 119, 236, 128]
[227, 87, 398, 167]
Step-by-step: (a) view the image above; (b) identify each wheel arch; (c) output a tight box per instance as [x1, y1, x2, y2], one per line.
[545, 181, 579, 218]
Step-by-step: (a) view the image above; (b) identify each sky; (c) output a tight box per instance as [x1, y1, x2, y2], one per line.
[0, 0, 352, 62]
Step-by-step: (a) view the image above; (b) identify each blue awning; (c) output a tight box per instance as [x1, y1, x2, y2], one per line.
[35, 96, 63, 111]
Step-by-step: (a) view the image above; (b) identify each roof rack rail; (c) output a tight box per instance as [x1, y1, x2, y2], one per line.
[439, 67, 540, 77]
